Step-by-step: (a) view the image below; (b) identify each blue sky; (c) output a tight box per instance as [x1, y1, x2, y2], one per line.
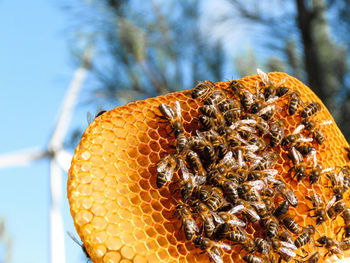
[0, 1, 91, 262]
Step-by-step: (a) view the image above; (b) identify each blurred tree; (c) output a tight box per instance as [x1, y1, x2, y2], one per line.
[63, 0, 226, 105]
[0, 218, 12, 263]
[63, 0, 350, 142]
[226, 0, 349, 139]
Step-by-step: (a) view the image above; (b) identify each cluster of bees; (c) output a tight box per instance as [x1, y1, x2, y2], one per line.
[155, 69, 350, 263]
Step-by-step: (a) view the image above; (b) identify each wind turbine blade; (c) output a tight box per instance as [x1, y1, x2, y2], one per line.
[0, 147, 49, 169]
[49, 159, 65, 263]
[55, 149, 73, 173]
[49, 48, 93, 151]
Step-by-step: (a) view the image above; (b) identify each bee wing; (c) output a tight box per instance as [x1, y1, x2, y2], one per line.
[293, 124, 305, 134]
[262, 169, 278, 176]
[300, 136, 313, 143]
[257, 68, 270, 85]
[266, 95, 279, 104]
[247, 180, 265, 190]
[228, 204, 245, 214]
[179, 159, 190, 181]
[291, 147, 303, 164]
[257, 104, 275, 116]
[219, 151, 234, 166]
[86, 111, 94, 125]
[208, 250, 223, 263]
[186, 218, 199, 233]
[194, 175, 206, 186]
[285, 190, 298, 207]
[206, 216, 215, 230]
[276, 77, 287, 86]
[322, 167, 334, 173]
[67, 231, 83, 247]
[246, 207, 260, 221]
[157, 159, 168, 173]
[211, 211, 225, 224]
[326, 195, 337, 210]
[175, 101, 181, 118]
[215, 242, 231, 251]
[228, 218, 246, 227]
[279, 247, 296, 258]
[311, 193, 323, 207]
[280, 241, 297, 251]
[244, 145, 260, 153]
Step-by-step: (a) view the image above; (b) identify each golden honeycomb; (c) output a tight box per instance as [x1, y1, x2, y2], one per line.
[68, 72, 350, 263]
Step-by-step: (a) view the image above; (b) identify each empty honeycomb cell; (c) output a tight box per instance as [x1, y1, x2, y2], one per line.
[95, 244, 107, 259]
[91, 216, 107, 230]
[146, 239, 158, 250]
[69, 73, 350, 263]
[133, 254, 147, 263]
[91, 231, 107, 244]
[151, 211, 163, 223]
[76, 196, 93, 210]
[103, 251, 121, 263]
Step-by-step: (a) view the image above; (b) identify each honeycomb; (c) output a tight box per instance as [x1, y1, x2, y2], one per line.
[68, 72, 350, 263]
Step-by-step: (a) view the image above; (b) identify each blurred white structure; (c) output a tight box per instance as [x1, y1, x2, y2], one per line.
[0, 49, 92, 263]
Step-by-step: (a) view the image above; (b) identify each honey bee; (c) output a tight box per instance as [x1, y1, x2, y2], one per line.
[275, 181, 298, 207]
[316, 236, 343, 256]
[260, 216, 279, 239]
[270, 238, 298, 261]
[294, 225, 315, 248]
[282, 216, 301, 234]
[257, 68, 289, 100]
[341, 207, 350, 238]
[301, 102, 321, 118]
[186, 150, 206, 177]
[240, 90, 256, 111]
[158, 101, 183, 137]
[226, 229, 255, 251]
[191, 80, 215, 99]
[288, 147, 307, 182]
[295, 252, 320, 263]
[256, 104, 278, 121]
[306, 193, 335, 226]
[273, 200, 289, 219]
[308, 164, 333, 185]
[301, 118, 331, 145]
[288, 91, 302, 115]
[218, 98, 240, 113]
[176, 132, 188, 152]
[192, 201, 219, 237]
[281, 133, 313, 148]
[254, 237, 271, 254]
[67, 231, 91, 261]
[193, 236, 231, 263]
[243, 114, 271, 135]
[327, 172, 345, 200]
[340, 166, 350, 191]
[204, 89, 226, 106]
[217, 212, 246, 228]
[204, 187, 225, 211]
[175, 203, 199, 240]
[178, 160, 204, 201]
[327, 199, 347, 219]
[228, 200, 261, 224]
[247, 135, 267, 153]
[270, 119, 285, 147]
[243, 253, 263, 263]
[251, 151, 279, 171]
[296, 145, 316, 157]
[200, 104, 219, 118]
[238, 180, 265, 202]
[207, 172, 239, 204]
[229, 80, 245, 95]
[223, 107, 242, 125]
[156, 154, 178, 188]
[250, 95, 279, 115]
[199, 115, 215, 130]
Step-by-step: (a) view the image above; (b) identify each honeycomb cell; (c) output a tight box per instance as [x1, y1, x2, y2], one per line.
[68, 73, 350, 263]
[103, 251, 121, 263]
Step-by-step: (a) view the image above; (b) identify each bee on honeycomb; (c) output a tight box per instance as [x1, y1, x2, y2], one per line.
[68, 71, 350, 263]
